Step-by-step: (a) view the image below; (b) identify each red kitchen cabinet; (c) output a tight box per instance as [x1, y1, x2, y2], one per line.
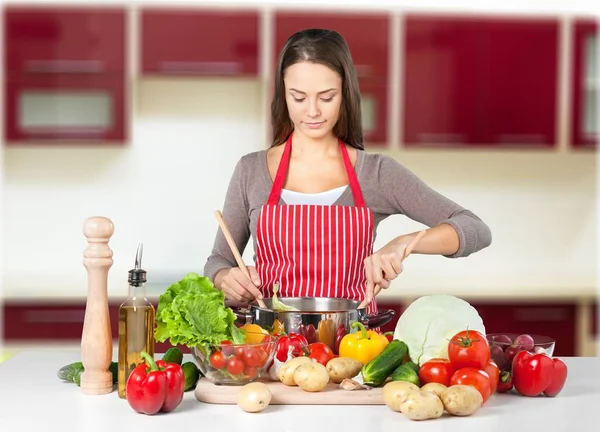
[3, 7, 127, 144]
[403, 15, 559, 148]
[140, 9, 260, 77]
[469, 301, 577, 356]
[2, 301, 190, 354]
[570, 18, 598, 149]
[4, 7, 126, 73]
[274, 11, 390, 145]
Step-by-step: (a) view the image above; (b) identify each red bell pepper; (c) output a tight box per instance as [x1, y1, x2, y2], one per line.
[497, 370, 514, 393]
[512, 351, 568, 397]
[274, 332, 308, 362]
[126, 351, 185, 415]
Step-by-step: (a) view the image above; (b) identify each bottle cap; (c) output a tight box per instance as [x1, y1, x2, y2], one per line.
[128, 243, 147, 286]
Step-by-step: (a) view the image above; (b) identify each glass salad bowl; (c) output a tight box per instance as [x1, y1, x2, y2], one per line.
[487, 333, 556, 371]
[191, 332, 279, 385]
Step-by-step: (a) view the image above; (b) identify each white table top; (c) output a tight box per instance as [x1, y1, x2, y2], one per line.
[1, 350, 599, 431]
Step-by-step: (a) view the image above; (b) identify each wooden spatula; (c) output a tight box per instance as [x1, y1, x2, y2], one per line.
[214, 210, 268, 309]
[358, 230, 427, 309]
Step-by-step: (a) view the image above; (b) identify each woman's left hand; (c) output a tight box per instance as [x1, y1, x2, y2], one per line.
[361, 239, 410, 306]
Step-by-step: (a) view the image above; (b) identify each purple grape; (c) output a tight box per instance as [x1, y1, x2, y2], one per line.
[505, 345, 522, 362]
[514, 334, 535, 351]
[490, 346, 510, 371]
[492, 334, 513, 346]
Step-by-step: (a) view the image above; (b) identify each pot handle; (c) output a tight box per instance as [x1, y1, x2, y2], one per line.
[364, 309, 395, 328]
[225, 300, 252, 326]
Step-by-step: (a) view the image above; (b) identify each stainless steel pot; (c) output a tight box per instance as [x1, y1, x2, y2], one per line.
[228, 297, 395, 354]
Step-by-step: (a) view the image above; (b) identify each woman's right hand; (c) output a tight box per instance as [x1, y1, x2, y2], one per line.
[216, 266, 263, 302]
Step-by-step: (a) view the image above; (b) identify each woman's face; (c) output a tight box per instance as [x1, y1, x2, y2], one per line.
[283, 61, 342, 141]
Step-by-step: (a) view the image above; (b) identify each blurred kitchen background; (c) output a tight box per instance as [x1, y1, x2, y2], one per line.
[0, 0, 598, 363]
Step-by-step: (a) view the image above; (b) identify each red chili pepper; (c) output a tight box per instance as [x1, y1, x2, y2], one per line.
[126, 351, 185, 415]
[497, 370, 513, 393]
[512, 351, 568, 397]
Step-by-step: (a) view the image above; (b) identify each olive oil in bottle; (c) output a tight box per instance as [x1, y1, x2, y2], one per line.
[117, 243, 155, 399]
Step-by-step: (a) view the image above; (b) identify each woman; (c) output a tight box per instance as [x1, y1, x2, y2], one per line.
[204, 28, 492, 314]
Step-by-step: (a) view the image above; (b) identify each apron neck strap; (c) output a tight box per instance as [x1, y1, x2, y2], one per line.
[267, 135, 366, 207]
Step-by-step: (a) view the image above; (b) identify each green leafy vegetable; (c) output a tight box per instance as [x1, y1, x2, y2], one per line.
[271, 282, 298, 311]
[154, 272, 246, 348]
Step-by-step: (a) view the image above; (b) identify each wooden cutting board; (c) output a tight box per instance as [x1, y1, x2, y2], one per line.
[194, 378, 385, 405]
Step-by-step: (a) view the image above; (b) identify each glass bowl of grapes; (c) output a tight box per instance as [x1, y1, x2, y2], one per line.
[486, 333, 556, 371]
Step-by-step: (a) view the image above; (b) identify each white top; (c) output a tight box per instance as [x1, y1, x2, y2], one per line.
[1, 350, 598, 431]
[281, 185, 347, 205]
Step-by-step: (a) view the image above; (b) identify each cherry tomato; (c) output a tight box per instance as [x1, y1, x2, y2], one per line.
[226, 357, 245, 376]
[418, 358, 454, 387]
[450, 367, 492, 403]
[484, 361, 500, 394]
[209, 351, 226, 369]
[307, 342, 335, 366]
[448, 329, 490, 370]
[221, 340, 234, 356]
[245, 347, 268, 368]
[243, 365, 258, 379]
[234, 346, 246, 359]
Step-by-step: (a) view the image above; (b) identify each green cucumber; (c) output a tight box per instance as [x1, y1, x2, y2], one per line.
[391, 363, 420, 387]
[59, 361, 118, 386]
[182, 361, 201, 391]
[361, 339, 408, 387]
[57, 362, 84, 382]
[162, 347, 184, 365]
[403, 361, 420, 374]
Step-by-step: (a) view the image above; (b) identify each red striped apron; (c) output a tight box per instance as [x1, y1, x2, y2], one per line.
[255, 136, 378, 316]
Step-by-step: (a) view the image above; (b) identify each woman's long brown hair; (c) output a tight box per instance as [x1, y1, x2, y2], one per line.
[270, 28, 364, 150]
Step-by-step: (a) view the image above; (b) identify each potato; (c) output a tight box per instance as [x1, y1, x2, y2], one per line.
[382, 380, 420, 412]
[326, 357, 363, 383]
[398, 389, 444, 421]
[237, 382, 272, 413]
[421, 382, 447, 399]
[278, 356, 312, 386]
[293, 362, 330, 392]
[441, 385, 483, 416]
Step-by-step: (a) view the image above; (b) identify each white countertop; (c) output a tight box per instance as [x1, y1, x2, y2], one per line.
[0, 350, 598, 431]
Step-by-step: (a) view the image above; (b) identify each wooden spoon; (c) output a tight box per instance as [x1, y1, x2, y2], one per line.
[358, 229, 427, 309]
[214, 210, 268, 309]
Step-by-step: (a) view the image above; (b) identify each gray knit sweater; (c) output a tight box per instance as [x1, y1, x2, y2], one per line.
[203, 149, 492, 281]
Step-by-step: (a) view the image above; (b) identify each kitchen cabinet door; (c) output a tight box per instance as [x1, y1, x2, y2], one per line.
[469, 302, 577, 356]
[141, 9, 260, 77]
[403, 15, 559, 148]
[571, 18, 598, 149]
[4, 7, 126, 74]
[403, 16, 482, 146]
[274, 11, 390, 145]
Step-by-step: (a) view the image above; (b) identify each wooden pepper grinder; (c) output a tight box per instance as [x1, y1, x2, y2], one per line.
[80, 216, 115, 395]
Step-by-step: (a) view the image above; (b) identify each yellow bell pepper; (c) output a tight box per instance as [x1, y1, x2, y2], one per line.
[338, 321, 389, 365]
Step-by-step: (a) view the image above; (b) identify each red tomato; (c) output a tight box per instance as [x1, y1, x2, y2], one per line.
[221, 340, 234, 356]
[226, 357, 245, 376]
[484, 361, 500, 394]
[243, 365, 258, 379]
[418, 358, 454, 386]
[234, 346, 246, 359]
[448, 330, 490, 370]
[209, 351, 226, 369]
[450, 367, 492, 403]
[245, 347, 268, 368]
[307, 342, 335, 366]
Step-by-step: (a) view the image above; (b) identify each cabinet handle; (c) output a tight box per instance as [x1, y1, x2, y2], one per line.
[24, 310, 86, 323]
[25, 60, 104, 74]
[157, 61, 242, 75]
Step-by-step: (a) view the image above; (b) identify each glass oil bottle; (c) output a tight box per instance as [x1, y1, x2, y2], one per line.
[117, 243, 155, 399]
